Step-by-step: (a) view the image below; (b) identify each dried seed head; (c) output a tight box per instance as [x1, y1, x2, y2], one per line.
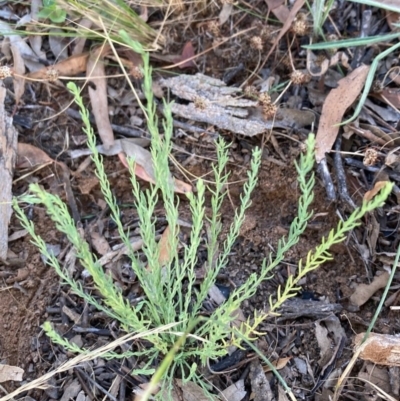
[207, 20, 221, 37]
[363, 148, 379, 166]
[258, 92, 272, 106]
[250, 36, 263, 51]
[372, 80, 384, 93]
[0, 65, 12, 79]
[25, 279, 36, 289]
[292, 14, 309, 36]
[290, 70, 311, 85]
[327, 33, 339, 42]
[131, 66, 144, 80]
[262, 102, 278, 119]
[46, 68, 59, 82]
[326, 34, 339, 54]
[194, 96, 208, 110]
[244, 85, 258, 98]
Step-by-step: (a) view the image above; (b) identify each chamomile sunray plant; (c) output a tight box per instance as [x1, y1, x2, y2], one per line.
[13, 34, 393, 400]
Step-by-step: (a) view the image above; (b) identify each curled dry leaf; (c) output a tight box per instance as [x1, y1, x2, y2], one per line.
[87, 47, 114, 150]
[363, 181, 390, 202]
[175, 379, 211, 401]
[219, 3, 233, 25]
[350, 271, 390, 307]
[177, 42, 196, 69]
[146, 225, 175, 272]
[90, 231, 111, 256]
[263, 357, 291, 373]
[26, 53, 89, 80]
[16, 143, 53, 168]
[221, 379, 246, 401]
[97, 138, 193, 194]
[315, 64, 370, 163]
[9, 35, 25, 105]
[265, 0, 290, 24]
[355, 333, 400, 367]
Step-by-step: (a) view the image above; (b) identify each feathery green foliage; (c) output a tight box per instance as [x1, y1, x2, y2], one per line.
[14, 36, 393, 400]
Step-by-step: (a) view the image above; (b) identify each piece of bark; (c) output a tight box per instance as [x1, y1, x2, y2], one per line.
[276, 298, 342, 321]
[0, 86, 18, 260]
[161, 73, 315, 136]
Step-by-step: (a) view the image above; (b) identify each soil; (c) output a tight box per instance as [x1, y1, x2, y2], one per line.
[1, 1, 400, 401]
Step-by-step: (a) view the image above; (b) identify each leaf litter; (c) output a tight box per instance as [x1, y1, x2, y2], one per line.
[3, 1, 400, 401]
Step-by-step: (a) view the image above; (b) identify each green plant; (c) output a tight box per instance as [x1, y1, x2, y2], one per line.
[13, 37, 393, 400]
[308, 0, 336, 38]
[37, 0, 67, 23]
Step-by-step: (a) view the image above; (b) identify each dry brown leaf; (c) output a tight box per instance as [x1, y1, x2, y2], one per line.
[49, 30, 69, 60]
[175, 379, 213, 401]
[350, 271, 390, 307]
[0, 21, 44, 72]
[263, 357, 291, 373]
[364, 181, 389, 202]
[221, 379, 246, 401]
[10, 36, 26, 105]
[264, 0, 306, 61]
[87, 49, 114, 150]
[90, 231, 111, 256]
[117, 139, 192, 194]
[72, 19, 93, 56]
[265, 0, 290, 23]
[146, 225, 174, 272]
[315, 64, 370, 163]
[27, 53, 89, 80]
[177, 42, 196, 69]
[16, 143, 53, 168]
[379, 87, 400, 109]
[0, 364, 24, 383]
[219, 3, 233, 25]
[355, 332, 400, 367]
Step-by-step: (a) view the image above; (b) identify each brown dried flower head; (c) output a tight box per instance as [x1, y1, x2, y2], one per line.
[250, 36, 263, 51]
[262, 102, 278, 119]
[207, 20, 221, 37]
[194, 96, 208, 110]
[258, 92, 272, 106]
[363, 148, 379, 167]
[131, 66, 144, 80]
[292, 14, 309, 36]
[46, 68, 59, 82]
[244, 85, 258, 98]
[290, 70, 311, 85]
[372, 80, 384, 93]
[0, 65, 12, 79]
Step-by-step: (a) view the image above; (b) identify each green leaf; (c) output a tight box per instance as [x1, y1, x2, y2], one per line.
[37, 6, 56, 19]
[49, 8, 67, 23]
[303, 31, 400, 50]
[348, 0, 400, 13]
